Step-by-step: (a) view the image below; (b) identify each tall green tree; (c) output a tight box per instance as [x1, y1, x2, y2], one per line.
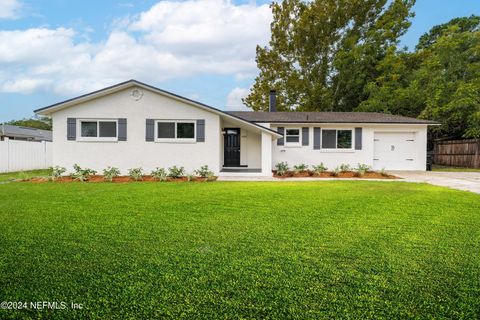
[416, 15, 480, 50]
[244, 0, 415, 111]
[418, 25, 480, 138]
[359, 15, 480, 138]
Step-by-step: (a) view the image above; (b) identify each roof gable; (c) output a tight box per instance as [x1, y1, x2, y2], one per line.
[34, 80, 281, 137]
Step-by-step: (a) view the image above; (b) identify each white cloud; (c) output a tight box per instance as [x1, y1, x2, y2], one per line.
[0, 0, 22, 19]
[225, 87, 250, 111]
[0, 0, 271, 96]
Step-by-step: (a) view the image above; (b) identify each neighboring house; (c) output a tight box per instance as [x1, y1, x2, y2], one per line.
[34, 80, 437, 176]
[0, 124, 52, 142]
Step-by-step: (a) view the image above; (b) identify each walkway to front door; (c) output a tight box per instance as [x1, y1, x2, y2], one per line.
[224, 128, 240, 167]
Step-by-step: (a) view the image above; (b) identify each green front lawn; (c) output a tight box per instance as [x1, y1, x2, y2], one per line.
[0, 181, 479, 319]
[0, 169, 51, 182]
[432, 165, 480, 172]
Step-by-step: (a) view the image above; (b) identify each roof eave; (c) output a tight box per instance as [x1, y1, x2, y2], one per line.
[248, 120, 440, 125]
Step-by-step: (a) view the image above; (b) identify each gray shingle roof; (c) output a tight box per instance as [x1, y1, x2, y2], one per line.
[0, 124, 52, 141]
[226, 111, 438, 124]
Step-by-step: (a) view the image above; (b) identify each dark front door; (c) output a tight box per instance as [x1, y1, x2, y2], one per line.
[224, 128, 240, 167]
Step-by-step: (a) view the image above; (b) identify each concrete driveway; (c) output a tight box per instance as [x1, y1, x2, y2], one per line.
[391, 171, 480, 194]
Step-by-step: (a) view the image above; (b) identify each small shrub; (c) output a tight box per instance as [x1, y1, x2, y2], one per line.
[70, 164, 97, 182]
[49, 166, 66, 181]
[293, 163, 309, 173]
[339, 163, 351, 173]
[168, 166, 185, 179]
[206, 175, 217, 182]
[355, 164, 371, 177]
[103, 167, 120, 182]
[312, 163, 328, 174]
[379, 168, 389, 177]
[331, 166, 340, 177]
[275, 162, 289, 176]
[151, 167, 167, 181]
[128, 168, 143, 181]
[194, 165, 214, 178]
[186, 173, 195, 181]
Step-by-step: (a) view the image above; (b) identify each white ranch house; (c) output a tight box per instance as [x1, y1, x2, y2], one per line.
[35, 80, 437, 176]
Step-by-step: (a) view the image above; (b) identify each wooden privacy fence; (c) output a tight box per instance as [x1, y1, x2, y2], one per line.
[0, 138, 52, 173]
[433, 139, 480, 168]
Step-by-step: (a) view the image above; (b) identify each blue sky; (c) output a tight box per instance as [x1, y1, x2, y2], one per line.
[0, 0, 478, 122]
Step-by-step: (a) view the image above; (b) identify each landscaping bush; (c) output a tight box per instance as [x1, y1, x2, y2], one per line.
[355, 164, 371, 177]
[168, 166, 185, 178]
[275, 162, 289, 176]
[70, 164, 97, 182]
[312, 163, 328, 174]
[339, 163, 351, 173]
[331, 166, 340, 177]
[49, 166, 66, 181]
[128, 168, 143, 181]
[194, 165, 214, 178]
[379, 168, 389, 177]
[103, 167, 120, 182]
[293, 164, 309, 173]
[151, 167, 167, 181]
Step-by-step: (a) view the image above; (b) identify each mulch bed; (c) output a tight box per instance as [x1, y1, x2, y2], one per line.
[273, 170, 397, 179]
[26, 175, 217, 183]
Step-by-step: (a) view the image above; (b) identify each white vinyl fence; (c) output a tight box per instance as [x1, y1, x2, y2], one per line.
[0, 138, 52, 173]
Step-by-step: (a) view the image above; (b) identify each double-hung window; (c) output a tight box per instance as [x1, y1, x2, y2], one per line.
[285, 128, 301, 146]
[156, 120, 195, 142]
[321, 129, 352, 149]
[79, 120, 117, 141]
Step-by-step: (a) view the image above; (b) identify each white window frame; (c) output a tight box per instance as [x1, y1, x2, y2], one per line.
[321, 128, 354, 151]
[77, 119, 118, 142]
[155, 120, 196, 143]
[284, 127, 302, 147]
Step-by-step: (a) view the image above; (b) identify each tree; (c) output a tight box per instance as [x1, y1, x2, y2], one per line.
[244, 0, 415, 111]
[418, 26, 480, 138]
[355, 48, 424, 117]
[416, 15, 480, 50]
[360, 16, 480, 138]
[2, 116, 52, 130]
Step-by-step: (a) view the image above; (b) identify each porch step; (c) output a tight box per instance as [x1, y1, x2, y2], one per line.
[220, 168, 262, 173]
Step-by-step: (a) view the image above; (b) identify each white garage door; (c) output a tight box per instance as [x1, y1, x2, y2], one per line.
[373, 132, 416, 170]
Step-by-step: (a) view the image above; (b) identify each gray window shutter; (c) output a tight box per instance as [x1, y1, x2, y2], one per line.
[355, 127, 362, 150]
[146, 119, 154, 141]
[196, 119, 205, 142]
[302, 127, 309, 146]
[67, 118, 76, 140]
[118, 118, 127, 141]
[313, 127, 321, 150]
[277, 127, 284, 146]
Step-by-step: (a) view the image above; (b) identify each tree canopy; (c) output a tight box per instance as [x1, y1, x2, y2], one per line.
[245, 0, 480, 138]
[2, 117, 52, 130]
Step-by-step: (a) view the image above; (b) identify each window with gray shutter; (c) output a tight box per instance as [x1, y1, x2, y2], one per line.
[277, 127, 284, 146]
[118, 118, 127, 141]
[355, 127, 362, 150]
[67, 118, 76, 140]
[302, 127, 309, 146]
[313, 127, 321, 150]
[196, 119, 205, 142]
[146, 119, 154, 141]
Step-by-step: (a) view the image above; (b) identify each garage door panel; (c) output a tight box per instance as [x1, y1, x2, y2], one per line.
[373, 132, 416, 170]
